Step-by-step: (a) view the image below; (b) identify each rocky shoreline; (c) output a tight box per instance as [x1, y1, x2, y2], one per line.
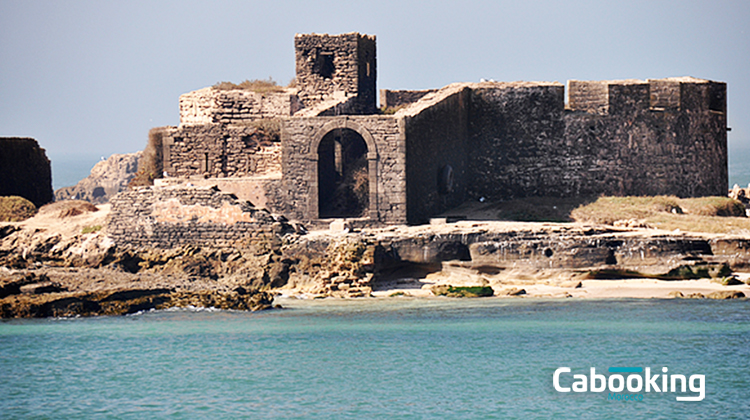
[1, 201, 749, 318]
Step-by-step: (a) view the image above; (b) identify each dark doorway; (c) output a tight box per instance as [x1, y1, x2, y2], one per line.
[318, 128, 369, 218]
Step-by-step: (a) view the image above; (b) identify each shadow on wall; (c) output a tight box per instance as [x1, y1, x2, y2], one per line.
[318, 128, 369, 218]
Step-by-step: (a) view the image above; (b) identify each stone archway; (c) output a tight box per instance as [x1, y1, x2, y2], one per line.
[318, 128, 368, 218]
[309, 120, 378, 220]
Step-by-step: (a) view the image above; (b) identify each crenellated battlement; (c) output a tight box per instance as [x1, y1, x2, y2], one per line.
[567, 77, 726, 115]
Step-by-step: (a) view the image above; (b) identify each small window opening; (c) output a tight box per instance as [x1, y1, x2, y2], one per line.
[314, 52, 335, 79]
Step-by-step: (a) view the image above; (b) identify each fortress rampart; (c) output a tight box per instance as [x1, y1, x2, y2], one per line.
[153, 32, 727, 227]
[107, 186, 280, 249]
[179, 87, 301, 125]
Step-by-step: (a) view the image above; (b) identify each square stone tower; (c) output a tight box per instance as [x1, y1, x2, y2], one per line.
[294, 32, 376, 114]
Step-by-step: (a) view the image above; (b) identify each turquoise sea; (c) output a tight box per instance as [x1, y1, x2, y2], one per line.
[1, 298, 749, 419]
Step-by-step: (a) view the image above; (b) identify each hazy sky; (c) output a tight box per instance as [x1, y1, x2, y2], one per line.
[2, 0, 749, 164]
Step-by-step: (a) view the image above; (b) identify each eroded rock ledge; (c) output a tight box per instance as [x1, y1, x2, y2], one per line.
[2, 188, 749, 318]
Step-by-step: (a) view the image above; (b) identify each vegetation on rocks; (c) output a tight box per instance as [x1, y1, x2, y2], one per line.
[81, 225, 102, 234]
[250, 118, 281, 142]
[213, 78, 285, 94]
[128, 127, 166, 187]
[0, 286, 273, 318]
[431, 285, 494, 297]
[586, 263, 732, 281]
[0, 196, 36, 222]
[571, 196, 749, 234]
[39, 200, 98, 218]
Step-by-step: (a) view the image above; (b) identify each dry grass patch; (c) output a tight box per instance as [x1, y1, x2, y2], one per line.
[38, 200, 98, 219]
[0, 196, 36, 222]
[250, 118, 281, 142]
[492, 196, 595, 222]
[213, 78, 285, 95]
[572, 196, 749, 234]
[571, 196, 683, 225]
[679, 196, 746, 217]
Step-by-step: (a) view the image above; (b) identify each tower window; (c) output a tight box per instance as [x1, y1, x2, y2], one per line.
[314, 52, 335, 79]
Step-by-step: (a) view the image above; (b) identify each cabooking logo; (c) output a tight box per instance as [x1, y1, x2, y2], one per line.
[553, 367, 705, 401]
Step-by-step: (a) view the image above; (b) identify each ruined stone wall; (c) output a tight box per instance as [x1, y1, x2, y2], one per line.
[106, 186, 278, 249]
[380, 89, 437, 109]
[163, 124, 281, 178]
[562, 78, 727, 197]
[294, 33, 376, 114]
[280, 116, 405, 224]
[467, 82, 567, 201]
[0, 137, 53, 207]
[462, 79, 726, 202]
[179, 87, 300, 125]
[400, 86, 471, 224]
[155, 177, 284, 213]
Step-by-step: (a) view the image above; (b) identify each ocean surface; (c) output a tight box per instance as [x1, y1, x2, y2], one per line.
[50, 154, 102, 191]
[1, 298, 749, 419]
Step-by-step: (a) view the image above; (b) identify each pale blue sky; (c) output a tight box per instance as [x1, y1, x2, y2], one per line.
[2, 0, 749, 180]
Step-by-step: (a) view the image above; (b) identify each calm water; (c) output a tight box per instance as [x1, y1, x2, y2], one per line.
[50, 154, 101, 190]
[1, 298, 749, 419]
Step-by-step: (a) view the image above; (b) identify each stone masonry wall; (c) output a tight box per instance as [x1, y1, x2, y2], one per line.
[380, 89, 438, 110]
[400, 85, 471, 224]
[280, 116, 405, 224]
[295, 33, 376, 114]
[462, 78, 726, 202]
[467, 82, 567, 201]
[106, 186, 278, 249]
[163, 124, 281, 178]
[179, 87, 300, 125]
[0, 137, 53, 208]
[562, 78, 727, 197]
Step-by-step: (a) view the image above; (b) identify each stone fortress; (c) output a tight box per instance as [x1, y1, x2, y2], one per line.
[156, 32, 728, 226]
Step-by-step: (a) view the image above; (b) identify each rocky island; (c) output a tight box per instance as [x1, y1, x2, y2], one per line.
[1, 32, 746, 318]
[1, 187, 749, 318]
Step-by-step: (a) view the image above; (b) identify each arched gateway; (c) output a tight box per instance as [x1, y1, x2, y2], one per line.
[309, 120, 378, 220]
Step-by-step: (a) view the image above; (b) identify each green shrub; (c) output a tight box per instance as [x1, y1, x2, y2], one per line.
[431, 285, 494, 297]
[81, 225, 103, 234]
[0, 196, 36, 221]
[380, 105, 407, 115]
[251, 118, 281, 142]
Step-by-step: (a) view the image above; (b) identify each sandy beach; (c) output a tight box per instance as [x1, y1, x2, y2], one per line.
[331, 275, 750, 300]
